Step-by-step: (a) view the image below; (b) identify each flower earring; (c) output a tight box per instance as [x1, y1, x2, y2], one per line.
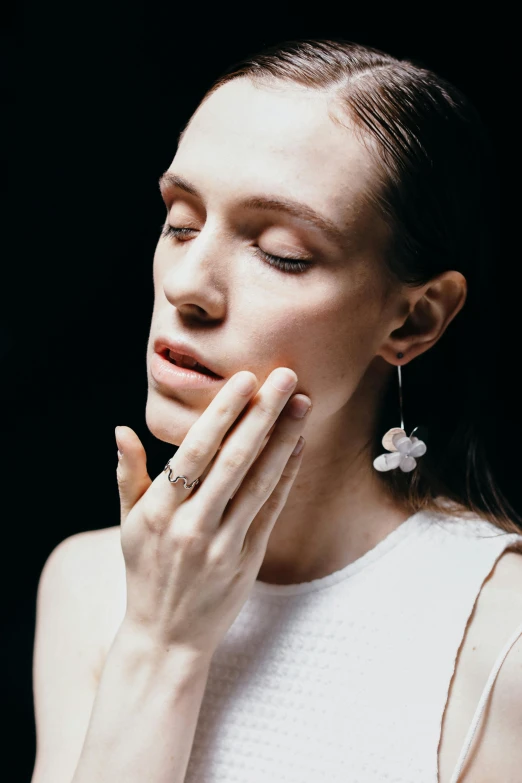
[373, 352, 427, 473]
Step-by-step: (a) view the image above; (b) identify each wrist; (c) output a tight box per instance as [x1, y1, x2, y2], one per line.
[113, 618, 213, 684]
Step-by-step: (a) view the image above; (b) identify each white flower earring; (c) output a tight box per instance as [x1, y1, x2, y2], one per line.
[373, 352, 427, 473]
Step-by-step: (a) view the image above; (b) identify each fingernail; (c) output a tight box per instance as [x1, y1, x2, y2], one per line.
[115, 426, 123, 455]
[288, 396, 312, 418]
[270, 369, 297, 392]
[292, 436, 305, 456]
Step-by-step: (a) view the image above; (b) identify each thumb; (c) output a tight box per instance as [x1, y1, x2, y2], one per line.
[115, 426, 152, 522]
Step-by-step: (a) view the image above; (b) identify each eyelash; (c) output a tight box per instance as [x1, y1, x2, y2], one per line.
[159, 224, 312, 274]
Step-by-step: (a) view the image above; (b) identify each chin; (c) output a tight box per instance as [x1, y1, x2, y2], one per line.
[145, 391, 194, 446]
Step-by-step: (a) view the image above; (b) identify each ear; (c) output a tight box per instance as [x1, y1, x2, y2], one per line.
[378, 270, 467, 365]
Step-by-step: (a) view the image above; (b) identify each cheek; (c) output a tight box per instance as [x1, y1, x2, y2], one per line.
[255, 278, 385, 409]
[281, 277, 382, 361]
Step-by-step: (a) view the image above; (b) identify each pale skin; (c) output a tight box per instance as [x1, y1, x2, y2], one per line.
[31, 78, 522, 783]
[147, 78, 467, 585]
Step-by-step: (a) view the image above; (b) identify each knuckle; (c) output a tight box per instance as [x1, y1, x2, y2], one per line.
[164, 514, 208, 549]
[174, 529, 207, 553]
[222, 448, 251, 474]
[208, 543, 229, 569]
[278, 430, 300, 448]
[241, 539, 261, 564]
[214, 400, 237, 421]
[183, 438, 207, 465]
[263, 492, 283, 516]
[281, 460, 299, 480]
[241, 530, 268, 562]
[246, 471, 274, 498]
[141, 504, 171, 533]
[255, 400, 279, 422]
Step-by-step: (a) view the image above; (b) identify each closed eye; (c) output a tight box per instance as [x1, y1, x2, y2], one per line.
[161, 224, 194, 240]
[159, 223, 313, 274]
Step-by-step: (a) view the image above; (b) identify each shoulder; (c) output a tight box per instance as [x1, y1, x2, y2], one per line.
[487, 543, 522, 592]
[44, 523, 122, 562]
[32, 527, 125, 780]
[483, 545, 522, 698]
[466, 546, 522, 778]
[42, 525, 124, 603]
[39, 526, 126, 676]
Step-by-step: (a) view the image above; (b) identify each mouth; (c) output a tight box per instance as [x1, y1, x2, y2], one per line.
[161, 349, 223, 379]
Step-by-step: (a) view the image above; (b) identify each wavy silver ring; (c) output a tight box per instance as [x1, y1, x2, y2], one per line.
[163, 459, 200, 489]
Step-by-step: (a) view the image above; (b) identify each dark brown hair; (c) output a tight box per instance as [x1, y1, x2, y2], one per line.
[181, 39, 521, 536]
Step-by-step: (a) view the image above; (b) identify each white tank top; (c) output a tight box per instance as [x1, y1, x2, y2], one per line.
[183, 508, 522, 783]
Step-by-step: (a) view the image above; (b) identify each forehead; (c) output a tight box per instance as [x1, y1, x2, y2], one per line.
[173, 79, 378, 222]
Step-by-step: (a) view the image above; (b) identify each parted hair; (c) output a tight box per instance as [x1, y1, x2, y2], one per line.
[181, 38, 521, 536]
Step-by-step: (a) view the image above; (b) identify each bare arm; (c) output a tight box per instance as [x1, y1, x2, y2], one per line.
[31, 367, 308, 781]
[71, 623, 211, 783]
[31, 530, 211, 783]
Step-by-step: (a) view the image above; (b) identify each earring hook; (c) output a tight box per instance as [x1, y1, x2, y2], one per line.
[397, 353, 404, 431]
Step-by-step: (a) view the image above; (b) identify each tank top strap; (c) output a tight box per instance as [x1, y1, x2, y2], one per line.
[449, 619, 522, 783]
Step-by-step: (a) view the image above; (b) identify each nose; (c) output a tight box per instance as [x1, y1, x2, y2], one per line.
[160, 225, 226, 318]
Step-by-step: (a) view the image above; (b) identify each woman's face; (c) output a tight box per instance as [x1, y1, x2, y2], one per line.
[146, 78, 403, 446]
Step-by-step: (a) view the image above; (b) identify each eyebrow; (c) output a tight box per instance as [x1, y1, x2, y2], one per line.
[158, 171, 347, 248]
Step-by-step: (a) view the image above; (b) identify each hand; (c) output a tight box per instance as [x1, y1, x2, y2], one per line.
[114, 368, 311, 662]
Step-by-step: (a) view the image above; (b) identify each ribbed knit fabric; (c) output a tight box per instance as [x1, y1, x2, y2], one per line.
[183, 509, 522, 783]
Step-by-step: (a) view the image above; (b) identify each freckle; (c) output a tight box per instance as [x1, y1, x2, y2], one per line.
[472, 646, 476, 650]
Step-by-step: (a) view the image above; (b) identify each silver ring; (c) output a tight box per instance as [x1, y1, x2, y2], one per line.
[163, 459, 200, 489]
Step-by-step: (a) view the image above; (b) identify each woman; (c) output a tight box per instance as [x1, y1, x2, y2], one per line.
[31, 39, 522, 783]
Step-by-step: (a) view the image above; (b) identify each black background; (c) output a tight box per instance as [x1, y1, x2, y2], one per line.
[4, 4, 520, 780]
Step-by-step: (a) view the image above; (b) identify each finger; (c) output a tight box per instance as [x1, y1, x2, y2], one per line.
[142, 371, 259, 518]
[238, 436, 306, 559]
[191, 370, 303, 525]
[215, 394, 311, 549]
[228, 421, 278, 501]
[115, 426, 152, 523]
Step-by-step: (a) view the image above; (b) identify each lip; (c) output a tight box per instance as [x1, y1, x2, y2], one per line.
[152, 336, 223, 378]
[150, 351, 226, 391]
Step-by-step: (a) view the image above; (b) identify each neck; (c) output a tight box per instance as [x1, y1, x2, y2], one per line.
[255, 397, 413, 587]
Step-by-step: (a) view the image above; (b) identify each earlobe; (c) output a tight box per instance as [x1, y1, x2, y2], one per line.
[379, 270, 467, 365]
